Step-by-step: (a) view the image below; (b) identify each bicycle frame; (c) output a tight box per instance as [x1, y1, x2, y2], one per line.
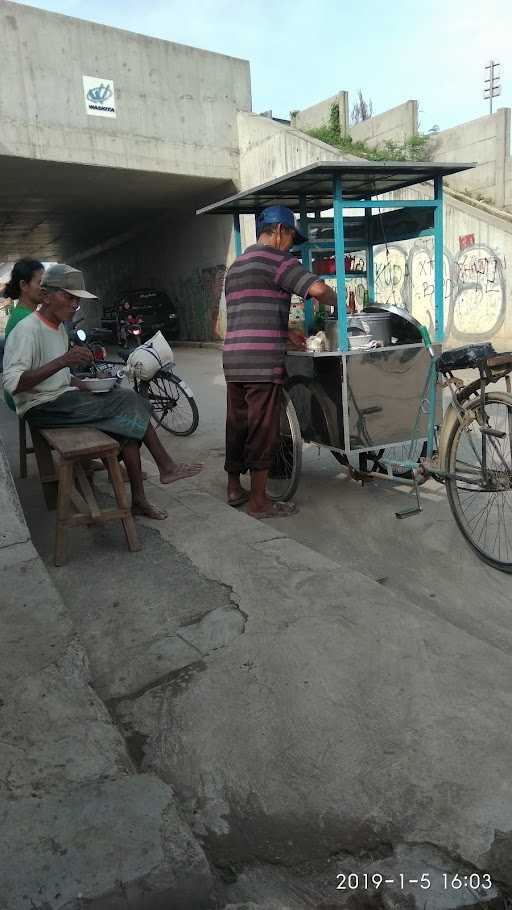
[385, 351, 512, 488]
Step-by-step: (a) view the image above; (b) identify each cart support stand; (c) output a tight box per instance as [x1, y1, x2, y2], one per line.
[395, 470, 423, 519]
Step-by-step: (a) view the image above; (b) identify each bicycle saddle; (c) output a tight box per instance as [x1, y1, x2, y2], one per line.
[437, 343, 496, 373]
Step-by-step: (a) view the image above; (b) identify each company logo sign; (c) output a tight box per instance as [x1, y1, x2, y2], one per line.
[82, 75, 116, 118]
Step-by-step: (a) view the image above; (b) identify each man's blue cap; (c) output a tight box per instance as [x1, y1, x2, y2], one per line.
[256, 205, 307, 245]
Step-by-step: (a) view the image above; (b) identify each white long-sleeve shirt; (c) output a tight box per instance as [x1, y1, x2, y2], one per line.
[3, 312, 76, 416]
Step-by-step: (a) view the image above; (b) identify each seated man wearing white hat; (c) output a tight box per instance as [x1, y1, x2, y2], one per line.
[3, 264, 202, 519]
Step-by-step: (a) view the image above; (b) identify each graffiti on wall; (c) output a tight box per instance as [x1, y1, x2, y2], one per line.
[373, 238, 506, 340]
[173, 265, 227, 341]
[172, 244, 506, 342]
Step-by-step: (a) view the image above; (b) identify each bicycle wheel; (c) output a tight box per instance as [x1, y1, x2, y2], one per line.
[286, 378, 337, 440]
[267, 389, 302, 502]
[286, 376, 345, 467]
[445, 391, 512, 572]
[138, 371, 199, 436]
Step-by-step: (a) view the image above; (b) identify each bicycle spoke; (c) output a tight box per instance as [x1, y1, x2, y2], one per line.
[267, 391, 302, 502]
[140, 372, 198, 436]
[447, 395, 512, 570]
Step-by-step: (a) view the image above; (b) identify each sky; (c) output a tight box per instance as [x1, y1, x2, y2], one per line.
[12, 0, 512, 132]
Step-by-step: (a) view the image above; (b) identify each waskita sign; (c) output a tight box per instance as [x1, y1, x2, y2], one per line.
[83, 75, 116, 118]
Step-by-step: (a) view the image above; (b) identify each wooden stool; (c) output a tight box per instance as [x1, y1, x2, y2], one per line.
[40, 427, 141, 566]
[30, 426, 59, 510]
[19, 416, 34, 479]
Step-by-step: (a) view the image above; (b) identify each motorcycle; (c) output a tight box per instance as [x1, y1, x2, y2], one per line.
[119, 313, 144, 351]
[68, 325, 123, 383]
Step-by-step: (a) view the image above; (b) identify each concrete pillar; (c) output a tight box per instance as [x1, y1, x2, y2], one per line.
[495, 108, 511, 210]
[409, 100, 419, 136]
[338, 91, 349, 136]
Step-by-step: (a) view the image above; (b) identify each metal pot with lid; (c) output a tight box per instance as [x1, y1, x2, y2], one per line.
[349, 312, 391, 347]
[325, 315, 388, 350]
[363, 304, 424, 345]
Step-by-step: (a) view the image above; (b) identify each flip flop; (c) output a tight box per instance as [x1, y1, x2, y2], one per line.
[246, 501, 298, 520]
[228, 491, 250, 508]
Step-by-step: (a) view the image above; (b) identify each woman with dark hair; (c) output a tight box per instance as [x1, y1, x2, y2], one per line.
[3, 258, 44, 410]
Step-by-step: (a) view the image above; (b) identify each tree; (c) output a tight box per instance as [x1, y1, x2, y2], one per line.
[351, 90, 373, 125]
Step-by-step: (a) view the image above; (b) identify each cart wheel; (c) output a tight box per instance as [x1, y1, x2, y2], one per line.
[286, 376, 339, 444]
[267, 390, 302, 502]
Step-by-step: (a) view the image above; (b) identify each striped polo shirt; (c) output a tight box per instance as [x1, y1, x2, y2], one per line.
[223, 243, 318, 384]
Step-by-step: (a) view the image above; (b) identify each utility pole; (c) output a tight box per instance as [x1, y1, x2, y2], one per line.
[484, 60, 501, 114]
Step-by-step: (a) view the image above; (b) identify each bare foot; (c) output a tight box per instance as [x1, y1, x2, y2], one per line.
[159, 463, 203, 484]
[132, 499, 168, 520]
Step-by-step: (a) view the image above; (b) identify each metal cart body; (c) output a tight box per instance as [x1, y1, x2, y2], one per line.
[285, 345, 436, 453]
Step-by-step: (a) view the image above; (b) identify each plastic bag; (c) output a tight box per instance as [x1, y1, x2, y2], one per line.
[306, 331, 328, 353]
[126, 331, 175, 381]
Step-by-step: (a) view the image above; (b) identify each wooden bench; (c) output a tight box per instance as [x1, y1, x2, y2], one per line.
[19, 416, 34, 479]
[38, 427, 141, 566]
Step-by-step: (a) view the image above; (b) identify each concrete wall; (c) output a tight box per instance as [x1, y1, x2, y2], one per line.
[290, 95, 417, 149]
[506, 158, 512, 212]
[429, 109, 511, 210]
[237, 112, 361, 249]
[372, 186, 512, 348]
[349, 100, 418, 148]
[238, 112, 357, 187]
[291, 92, 348, 136]
[0, 0, 251, 181]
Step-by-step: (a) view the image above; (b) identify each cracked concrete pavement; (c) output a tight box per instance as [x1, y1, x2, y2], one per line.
[2, 346, 512, 908]
[0, 431, 214, 910]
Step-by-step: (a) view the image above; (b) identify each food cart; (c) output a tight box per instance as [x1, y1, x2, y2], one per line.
[197, 161, 474, 503]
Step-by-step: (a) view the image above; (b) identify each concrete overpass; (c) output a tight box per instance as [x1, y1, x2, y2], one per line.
[0, 0, 252, 328]
[0, 154, 231, 261]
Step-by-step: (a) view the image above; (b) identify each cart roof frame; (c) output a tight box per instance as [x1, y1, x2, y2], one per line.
[196, 160, 475, 215]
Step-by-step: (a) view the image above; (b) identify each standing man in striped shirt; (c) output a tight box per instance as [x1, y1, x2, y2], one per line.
[223, 205, 337, 519]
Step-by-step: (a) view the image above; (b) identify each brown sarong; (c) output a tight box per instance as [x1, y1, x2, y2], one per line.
[225, 381, 282, 474]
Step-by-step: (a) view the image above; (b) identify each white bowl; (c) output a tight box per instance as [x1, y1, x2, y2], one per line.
[80, 376, 117, 393]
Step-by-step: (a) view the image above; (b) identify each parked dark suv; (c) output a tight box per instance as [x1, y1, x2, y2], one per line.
[102, 288, 180, 343]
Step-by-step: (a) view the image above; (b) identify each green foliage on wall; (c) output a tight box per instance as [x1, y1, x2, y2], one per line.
[306, 102, 432, 162]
